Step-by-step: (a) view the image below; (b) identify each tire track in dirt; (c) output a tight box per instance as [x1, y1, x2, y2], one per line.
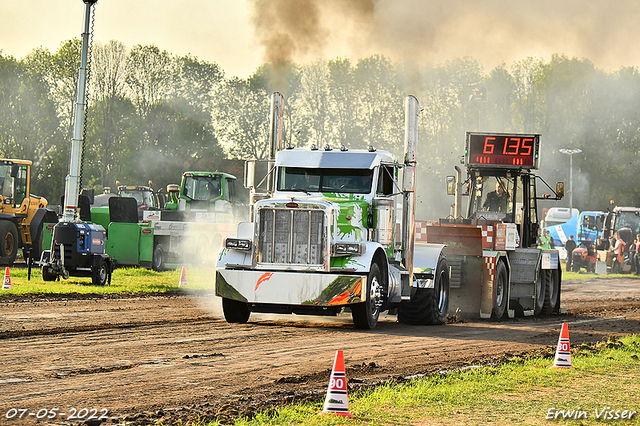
[1, 279, 639, 424]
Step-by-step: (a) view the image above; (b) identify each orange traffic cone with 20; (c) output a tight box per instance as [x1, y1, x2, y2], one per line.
[551, 322, 572, 369]
[320, 350, 354, 418]
[2, 267, 11, 290]
[178, 266, 187, 287]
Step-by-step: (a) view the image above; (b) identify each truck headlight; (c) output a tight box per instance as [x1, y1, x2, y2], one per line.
[332, 242, 365, 256]
[225, 238, 252, 251]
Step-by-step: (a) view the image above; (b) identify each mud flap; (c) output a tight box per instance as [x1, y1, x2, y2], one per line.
[480, 252, 501, 318]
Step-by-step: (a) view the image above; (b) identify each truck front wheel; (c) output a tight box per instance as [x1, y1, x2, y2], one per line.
[398, 256, 450, 325]
[352, 262, 383, 329]
[222, 298, 250, 324]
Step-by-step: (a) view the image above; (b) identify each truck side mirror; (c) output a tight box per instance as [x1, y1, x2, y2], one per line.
[244, 160, 256, 189]
[446, 176, 456, 196]
[555, 182, 564, 199]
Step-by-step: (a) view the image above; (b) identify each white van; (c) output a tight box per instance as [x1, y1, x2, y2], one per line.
[542, 207, 579, 229]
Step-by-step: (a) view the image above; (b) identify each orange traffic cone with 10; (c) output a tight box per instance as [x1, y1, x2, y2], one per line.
[551, 322, 571, 369]
[2, 267, 11, 290]
[320, 350, 354, 418]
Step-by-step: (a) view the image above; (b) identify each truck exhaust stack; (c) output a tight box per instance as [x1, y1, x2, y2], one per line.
[267, 92, 284, 193]
[402, 95, 419, 281]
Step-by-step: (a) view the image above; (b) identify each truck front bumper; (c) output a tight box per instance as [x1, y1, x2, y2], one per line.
[216, 269, 366, 306]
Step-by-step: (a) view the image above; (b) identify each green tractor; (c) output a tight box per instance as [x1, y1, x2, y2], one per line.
[163, 171, 245, 213]
[90, 171, 247, 271]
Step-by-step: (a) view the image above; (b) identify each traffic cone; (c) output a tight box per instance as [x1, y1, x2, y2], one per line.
[551, 322, 572, 369]
[319, 350, 354, 418]
[2, 267, 11, 290]
[178, 266, 187, 287]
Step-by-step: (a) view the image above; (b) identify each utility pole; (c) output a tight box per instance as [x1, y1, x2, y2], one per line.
[559, 148, 582, 213]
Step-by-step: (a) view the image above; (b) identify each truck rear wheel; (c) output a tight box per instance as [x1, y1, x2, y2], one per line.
[398, 256, 450, 325]
[0, 221, 18, 266]
[222, 298, 250, 323]
[152, 244, 165, 271]
[352, 262, 383, 329]
[491, 261, 508, 320]
[541, 269, 560, 314]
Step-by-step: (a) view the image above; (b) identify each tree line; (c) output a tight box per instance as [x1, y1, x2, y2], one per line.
[1, 39, 639, 219]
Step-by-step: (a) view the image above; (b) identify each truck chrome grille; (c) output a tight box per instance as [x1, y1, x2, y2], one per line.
[258, 208, 325, 265]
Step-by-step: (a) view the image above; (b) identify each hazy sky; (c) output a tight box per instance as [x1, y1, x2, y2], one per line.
[2, 0, 640, 79]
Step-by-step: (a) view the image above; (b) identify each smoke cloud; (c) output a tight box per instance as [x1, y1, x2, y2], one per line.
[250, 0, 640, 74]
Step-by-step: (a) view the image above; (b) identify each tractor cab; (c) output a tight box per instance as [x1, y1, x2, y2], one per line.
[0, 160, 36, 213]
[117, 183, 164, 210]
[448, 133, 564, 248]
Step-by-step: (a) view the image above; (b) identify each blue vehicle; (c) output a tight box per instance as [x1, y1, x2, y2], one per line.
[544, 211, 604, 264]
[576, 211, 605, 245]
[544, 212, 579, 259]
[571, 211, 605, 273]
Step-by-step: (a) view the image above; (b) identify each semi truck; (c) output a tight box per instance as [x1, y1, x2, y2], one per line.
[426, 132, 565, 318]
[216, 93, 450, 329]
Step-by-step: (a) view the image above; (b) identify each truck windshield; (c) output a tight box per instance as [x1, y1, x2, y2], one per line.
[0, 164, 21, 201]
[120, 189, 156, 208]
[614, 212, 640, 236]
[183, 175, 221, 201]
[468, 175, 516, 221]
[278, 167, 373, 194]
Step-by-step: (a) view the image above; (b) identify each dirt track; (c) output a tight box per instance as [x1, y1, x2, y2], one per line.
[1, 277, 640, 425]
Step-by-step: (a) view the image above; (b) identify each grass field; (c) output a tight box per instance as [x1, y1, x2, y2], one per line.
[560, 269, 640, 281]
[207, 336, 640, 426]
[0, 266, 216, 295]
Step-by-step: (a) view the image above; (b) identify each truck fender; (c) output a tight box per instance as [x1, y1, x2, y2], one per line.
[30, 208, 58, 245]
[338, 241, 385, 274]
[216, 246, 253, 268]
[216, 222, 254, 268]
[413, 243, 447, 278]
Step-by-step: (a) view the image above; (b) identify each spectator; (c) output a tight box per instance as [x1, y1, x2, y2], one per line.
[546, 230, 555, 248]
[636, 239, 640, 276]
[611, 232, 626, 273]
[629, 237, 637, 274]
[537, 228, 551, 249]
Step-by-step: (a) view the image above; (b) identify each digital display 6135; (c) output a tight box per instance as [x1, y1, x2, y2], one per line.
[465, 132, 540, 169]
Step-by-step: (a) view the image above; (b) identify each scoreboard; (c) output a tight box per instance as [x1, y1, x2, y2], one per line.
[465, 132, 540, 169]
